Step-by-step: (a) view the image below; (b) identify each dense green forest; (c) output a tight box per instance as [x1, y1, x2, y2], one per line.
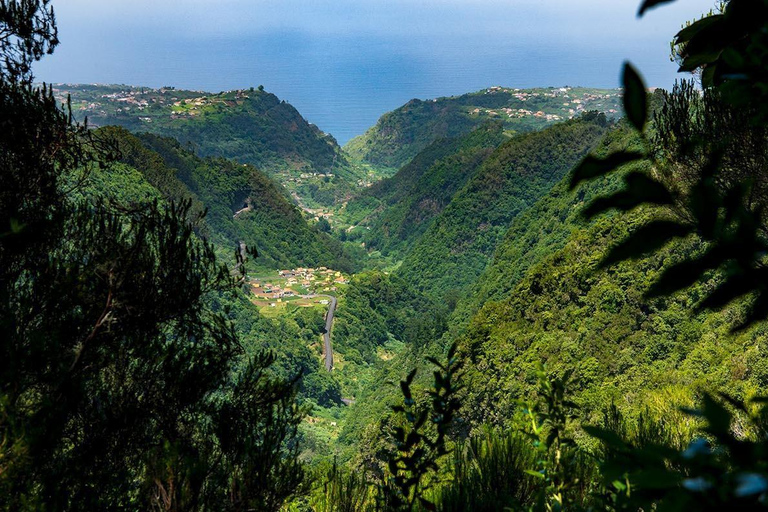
[53, 84, 391, 207]
[103, 127, 358, 272]
[396, 112, 610, 299]
[5, 0, 768, 510]
[345, 86, 621, 169]
[338, 122, 508, 258]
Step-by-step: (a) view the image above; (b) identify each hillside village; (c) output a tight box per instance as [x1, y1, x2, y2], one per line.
[249, 267, 349, 306]
[469, 86, 620, 122]
[51, 84, 204, 122]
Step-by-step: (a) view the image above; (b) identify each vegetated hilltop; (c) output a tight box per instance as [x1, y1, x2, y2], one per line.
[456, 192, 767, 433]
[98, 126, 357, 272]
[395, 112, 611, 300]
[338, 121, 508, 257]
[69, 132, 343, 407]
[53, 84, 385, 207]
[345, 86, 622, 169]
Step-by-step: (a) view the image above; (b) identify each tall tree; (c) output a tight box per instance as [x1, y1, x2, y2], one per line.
[0, 2, 304, 509]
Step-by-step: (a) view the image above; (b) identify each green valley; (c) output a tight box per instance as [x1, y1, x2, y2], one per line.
[6, 1, 768, 510]
[52, 84, 393, 208]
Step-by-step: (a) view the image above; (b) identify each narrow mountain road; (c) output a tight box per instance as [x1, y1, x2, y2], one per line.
[300, 294, 337, 371]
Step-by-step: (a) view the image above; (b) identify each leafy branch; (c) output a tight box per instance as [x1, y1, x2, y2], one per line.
[383, 343, 463, 511]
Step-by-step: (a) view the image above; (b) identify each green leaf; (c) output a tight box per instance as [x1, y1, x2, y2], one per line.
[638, 0, 677, 17]
[679, 50, 723, 72]
[735, 473, 768, 497]
[525, 469, 546, 480]
[701, 393, 731, 437]
[400, 380, 412, 400]
[632, 469, 682, 489]
[735, 291, 768, 332]
[569, 151, 646, 189]
[600, 220, 692, 268]
[622, 62, 648, 132]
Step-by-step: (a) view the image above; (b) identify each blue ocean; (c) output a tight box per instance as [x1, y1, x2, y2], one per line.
[36, 0, 714, 145]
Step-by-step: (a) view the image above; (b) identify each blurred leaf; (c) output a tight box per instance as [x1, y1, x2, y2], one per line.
[419, 497, 437, 511]
[622, 62, 648, 132]
[735, 473, 768, 497]
[736, 291, 768, 332]
[646, 248, 724, 298]
[633, 469, 682, 489]
[679, 50, 723, 72]
[701, 393, 731, 437]
[400, 380, 412, 400]
[682, 438, 711, 459]
[569, 151, 645, 189]
[675, 15, 723, 44]
[682, 477, 713, 492]
[638, 0, 677, 17]
[583, 172, 673, 218]
[600, 220, 692, 268]
[583, 426, 626, 448]
[696, 273, 754, 311]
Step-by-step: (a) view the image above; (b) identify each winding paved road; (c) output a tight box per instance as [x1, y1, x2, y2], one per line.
[300, 294, 337, 371]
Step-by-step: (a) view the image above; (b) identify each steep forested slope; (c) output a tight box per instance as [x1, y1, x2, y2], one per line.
[345, 86, 621, 169]
[451, 125, 637, 327]
[446, 120, 768, 432]
[457, 207, 768, 428]
[73, 134, 343, 405]
[55, 84, 380, 206]
[340, 122, 507, 256]
[333, 271, 448, 366]
[103, 127, 356, 271]
[395, 113, 611, 299]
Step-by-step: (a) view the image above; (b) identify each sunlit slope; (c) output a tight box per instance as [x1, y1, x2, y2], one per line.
[345, 86, 621, 169]
[101, 127, 356, 271]
[395, 113, 611, 299]
[340, 122, 508, 257]
[55, 84, 385, 206]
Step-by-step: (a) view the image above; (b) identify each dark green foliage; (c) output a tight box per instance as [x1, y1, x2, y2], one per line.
[569, 150, 645, 187]
[588, 393, 768, 510]
[212, 354, 305, 511]
[434, 429, 538, 511]
[671, 0, 768, 124]
[382, 343, 463, 511]
[451, 124, 640, 328]
[572, 78, 768, 329]
[397, 113, 610, 299]
[334, 272, 448, 364]
[105, 127, 356, 272]
[1, 194, 305, 509]
[0, 6, 305, 508]
[521, 367, 594, 511]
[356, 122, 507, 258]
[345, 87, 621, 169]
[311, 462, 375, 512]
[317, 216, 332, 233]
[0, 0, 57, 81]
